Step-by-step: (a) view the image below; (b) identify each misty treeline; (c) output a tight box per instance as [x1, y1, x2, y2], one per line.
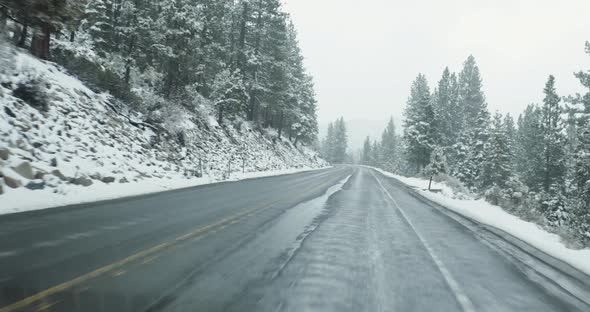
[0, 0, 318, 145]
[320, 117, 348, 164]
[363, 46, 590, 245]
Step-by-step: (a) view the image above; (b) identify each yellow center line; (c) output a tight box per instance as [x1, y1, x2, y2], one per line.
[33, 300, 59, 312]
[141, 255, 159, 265]
[0, 173, 342, 312]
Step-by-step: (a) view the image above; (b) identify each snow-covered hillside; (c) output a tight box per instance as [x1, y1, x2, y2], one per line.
[0, 45, 326, 214]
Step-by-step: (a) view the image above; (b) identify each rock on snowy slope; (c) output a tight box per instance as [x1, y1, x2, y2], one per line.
[0, 44, 326, 212]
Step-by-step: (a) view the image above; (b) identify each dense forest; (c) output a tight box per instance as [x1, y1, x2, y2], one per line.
[362, 48, 590, 245]
[0, 0, 318, 145]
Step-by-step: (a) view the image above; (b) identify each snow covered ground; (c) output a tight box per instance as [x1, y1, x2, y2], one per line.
[373, 167, 590, 276]
[0, 45, 327, 215]
[0, 166, 329, 215]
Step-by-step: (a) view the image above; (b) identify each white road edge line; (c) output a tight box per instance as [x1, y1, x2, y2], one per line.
[370, 170, 476, 312]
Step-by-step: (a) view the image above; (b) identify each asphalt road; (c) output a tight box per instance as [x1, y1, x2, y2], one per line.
[0, 166, 586, 312]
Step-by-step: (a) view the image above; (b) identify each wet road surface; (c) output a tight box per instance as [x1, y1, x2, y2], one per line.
[0, 166, 587, 311]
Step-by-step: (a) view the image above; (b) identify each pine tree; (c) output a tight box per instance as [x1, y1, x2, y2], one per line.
[403, 74, 436, 173]
[370, 140, 381, 167]
[482, 113, 512, 189]
[321, 118, 347, 164]
[332, 117, 348, 164]
[515, 104, 545, 191]
[361, 136, 372, 165]
[537, 75, 568, 226]
[83, 0, 114, 56]
[380, 117, 398, 171]
[323, 122, 335, 163]
[571, 41, 590, 241]
[458, 55, 487, 131]
[424, 147, 448, 190]
[434, 67, 461, 146]
[504, 114, 516, 165]
[210, 68, 248, 124]
[452, 56, 490, 189]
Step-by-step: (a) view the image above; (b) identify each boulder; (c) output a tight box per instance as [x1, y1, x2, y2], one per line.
[25, 180, 45, 190]
[50, 158, 58, 167]
[12, 162, 34, 180]
[4, 176, 22, 188]
[101, 176, 115, 184]
[51, 169, 67, 181]
[0, 148, 9, 161]
[119, 177, 129, 183]
[70, 176, 93, 187]
[34, 171, 46, 180]
[32, 142, 43, 148]
[0, 183, 3, 195]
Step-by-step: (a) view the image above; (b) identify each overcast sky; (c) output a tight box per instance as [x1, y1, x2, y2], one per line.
[283, 0, 590, 125]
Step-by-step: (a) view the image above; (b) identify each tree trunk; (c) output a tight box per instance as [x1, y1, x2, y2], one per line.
[124, 61, 132, 85]
[247, 4, 263, 121]
[0, 7, 7, 35]
[218, 106, 223, 125]
[42, 24, 51, 60]
[123, 37, 135, 85]
[263, 106, 270, 128]
[277, 111, 284, 139]
[30, 31, 40, 55]
[16, 24, 27, 48]
[247, 90, 257, 121]
[236, 2, 248, 70]
[428, 176, 433, 191]
[31, 24, 51, 60]
[544, 150, 550, 193]
[69, 31, 76, 42]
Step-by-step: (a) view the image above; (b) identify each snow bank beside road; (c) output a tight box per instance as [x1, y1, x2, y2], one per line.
[373, 168, 590, 276]
[0, 166, 329, 215]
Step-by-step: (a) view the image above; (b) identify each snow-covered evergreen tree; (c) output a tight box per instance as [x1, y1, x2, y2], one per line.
[332, 117, 348, 164]
[371, 140, 381, 167]
[380, 117, 398, 172]
[423, 147, 448, 190]
[482, 113, 512, 189]
[321, 117, 347, 164]
[403, 74, 436, 173]
[515, 104, 545, 191]
[571, 41, 590, 241]
[323, 122, 335, 162]
[452, 56, 490, 189]
[361, 136, 372, 165]
[540, 75, 567, 192]
[504, 114, 516, 165]
[210, 69, 248, 124]
[434, 67, 461, 147]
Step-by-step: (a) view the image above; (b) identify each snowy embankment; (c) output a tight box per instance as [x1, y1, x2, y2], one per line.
[0, 166, 326, 215]
[0, 46, 327, 215]
[372, 167, 590, 276]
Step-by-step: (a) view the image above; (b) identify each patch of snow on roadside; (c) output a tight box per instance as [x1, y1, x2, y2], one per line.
[0, 166, 330, 215]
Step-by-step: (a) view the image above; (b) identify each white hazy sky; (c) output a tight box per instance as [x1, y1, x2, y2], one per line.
[283, 0, 590, 125]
